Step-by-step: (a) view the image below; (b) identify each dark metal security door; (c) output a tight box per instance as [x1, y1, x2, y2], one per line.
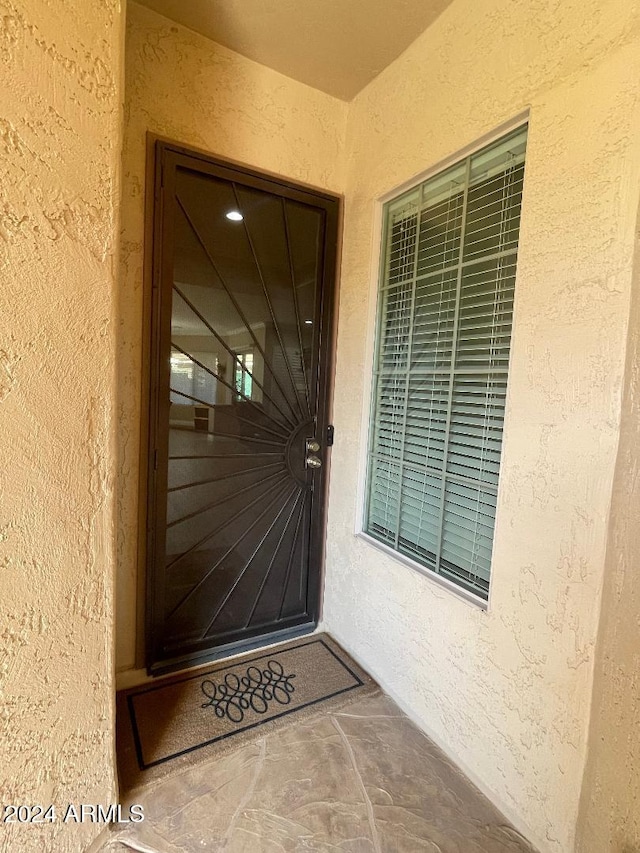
[146, 141, 339, 674]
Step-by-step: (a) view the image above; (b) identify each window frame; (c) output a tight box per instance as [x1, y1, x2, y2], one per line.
[232, 347, 255, 402]
[355, 114, 529, 611]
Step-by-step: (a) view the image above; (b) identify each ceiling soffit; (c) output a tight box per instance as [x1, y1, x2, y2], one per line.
[136, 0, 453, 101]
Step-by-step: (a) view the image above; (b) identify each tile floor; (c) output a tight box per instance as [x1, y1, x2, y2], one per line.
[99, 691, 536, 853]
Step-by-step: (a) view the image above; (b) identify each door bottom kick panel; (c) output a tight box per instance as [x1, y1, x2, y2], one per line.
[150, 620, 318, 677]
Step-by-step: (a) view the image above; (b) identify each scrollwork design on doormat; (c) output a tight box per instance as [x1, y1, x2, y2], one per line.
[200, 660, 296, 723]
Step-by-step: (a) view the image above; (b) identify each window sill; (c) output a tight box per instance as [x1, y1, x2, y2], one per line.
[355, 532, 489, 612]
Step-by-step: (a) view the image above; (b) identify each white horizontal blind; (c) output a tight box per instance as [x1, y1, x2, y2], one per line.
[366, 126, 527, 599]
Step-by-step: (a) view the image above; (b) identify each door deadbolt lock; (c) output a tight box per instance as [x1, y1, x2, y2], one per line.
[305, 438, 321, 469]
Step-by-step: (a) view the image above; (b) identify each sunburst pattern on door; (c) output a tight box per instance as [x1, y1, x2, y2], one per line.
[147, 147, 338, 670]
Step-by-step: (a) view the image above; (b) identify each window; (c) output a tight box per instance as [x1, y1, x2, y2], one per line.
[169, 351, 218, 406]
[233, 349, 254, 401]
[364, 125, 527, 601]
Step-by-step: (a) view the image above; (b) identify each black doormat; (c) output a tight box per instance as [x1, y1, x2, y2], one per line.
[117, 634, 376, 790]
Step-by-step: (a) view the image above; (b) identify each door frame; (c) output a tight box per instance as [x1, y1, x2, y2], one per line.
[140, 136, 342, 675]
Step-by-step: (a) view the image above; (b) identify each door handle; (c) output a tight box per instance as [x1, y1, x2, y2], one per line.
[305, 454, 322, 469]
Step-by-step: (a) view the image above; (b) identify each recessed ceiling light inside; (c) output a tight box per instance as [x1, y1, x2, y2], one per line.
[226, 210, 243, 221]
[304, 320, 313, 325]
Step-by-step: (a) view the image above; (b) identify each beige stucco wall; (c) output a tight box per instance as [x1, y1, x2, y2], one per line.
[116, 2, 347, 673]
[323, 2, 640, 852]
[0, 0, 124, 851]
[575, 225, 640, 850]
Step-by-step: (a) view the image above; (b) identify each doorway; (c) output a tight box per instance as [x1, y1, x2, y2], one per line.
[145, 140, 340, 673]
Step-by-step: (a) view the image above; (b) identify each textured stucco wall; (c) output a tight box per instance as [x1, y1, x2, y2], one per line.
[0, 0, 124, 851]
[322, 2, 640, 852]
[117, 2, 347, 673]
[575, 224, 640, 850]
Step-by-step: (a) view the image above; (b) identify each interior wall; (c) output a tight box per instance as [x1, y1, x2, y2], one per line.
[0, 0, 124, 851]
[117, 2, 347, 673]
[575, 216, 640, 851]
[322, 2, 640, 852]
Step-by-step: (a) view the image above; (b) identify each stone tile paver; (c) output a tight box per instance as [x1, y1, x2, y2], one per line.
[102, 693, 536, 852]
